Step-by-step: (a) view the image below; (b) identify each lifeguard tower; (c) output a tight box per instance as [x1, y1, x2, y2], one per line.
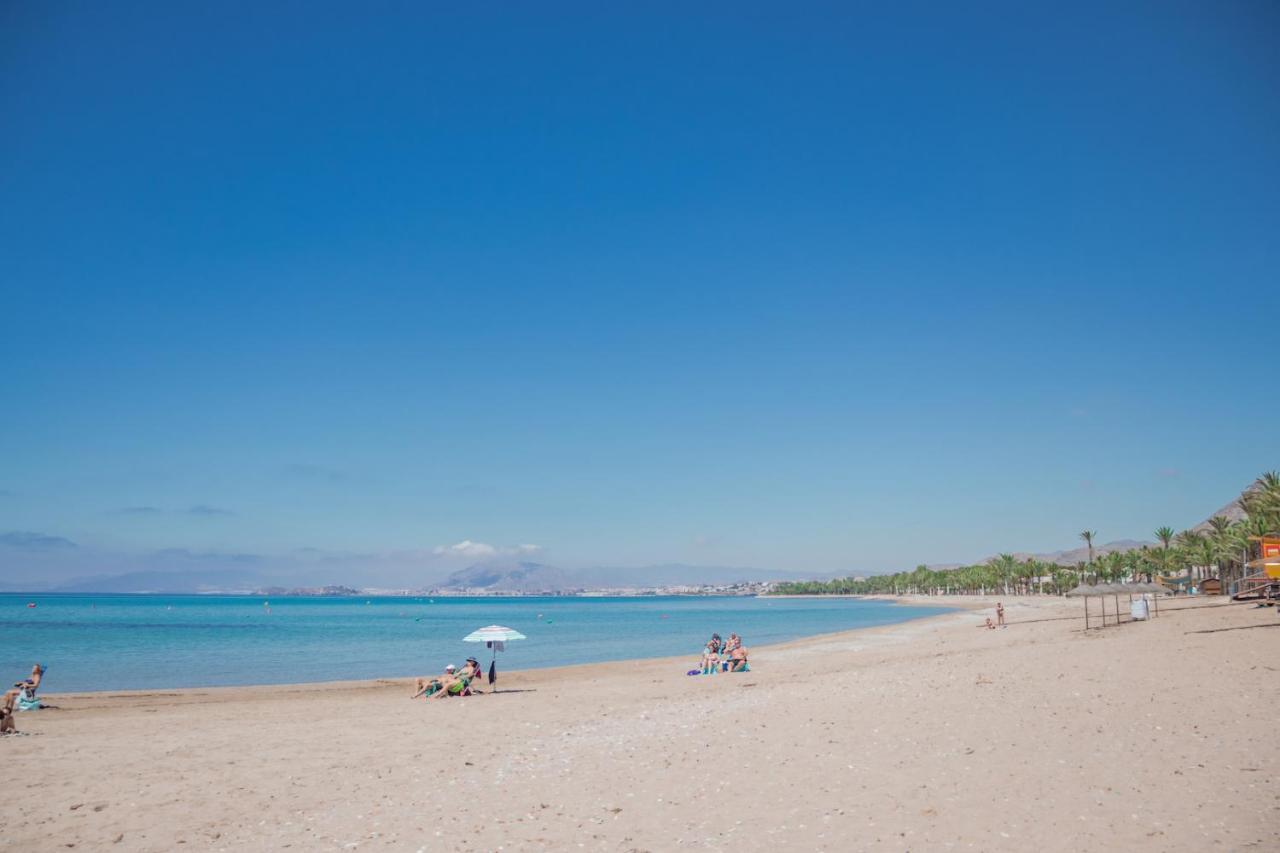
[1233, 536, 1280, 600]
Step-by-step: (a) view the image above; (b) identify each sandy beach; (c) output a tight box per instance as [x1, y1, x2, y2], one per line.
[2, 596, 1276, 852]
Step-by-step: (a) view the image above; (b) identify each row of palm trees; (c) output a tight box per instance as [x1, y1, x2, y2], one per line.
[774, 472, 1280, 597]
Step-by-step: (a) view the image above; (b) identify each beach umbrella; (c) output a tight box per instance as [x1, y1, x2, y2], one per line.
[1131, 582, 1166, 617]
[463, 625, 526, 688]
[1094, 584, 1127, 626]
[1066, 583, 1098, 629]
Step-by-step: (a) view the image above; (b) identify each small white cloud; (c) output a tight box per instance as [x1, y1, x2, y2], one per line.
[433, 540, 497, 558]
[432, 540, 541, 558]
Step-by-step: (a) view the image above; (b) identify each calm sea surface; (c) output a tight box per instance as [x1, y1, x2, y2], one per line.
[0, 593, 950, 692]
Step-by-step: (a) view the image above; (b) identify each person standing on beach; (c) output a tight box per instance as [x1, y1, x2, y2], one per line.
[996, 603, 1005, 626]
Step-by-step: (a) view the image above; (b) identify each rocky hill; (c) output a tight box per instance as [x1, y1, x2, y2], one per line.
[439, 561, 578, 593]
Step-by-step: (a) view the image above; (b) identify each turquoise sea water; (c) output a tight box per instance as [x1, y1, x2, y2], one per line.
[0, 593, 949, 692]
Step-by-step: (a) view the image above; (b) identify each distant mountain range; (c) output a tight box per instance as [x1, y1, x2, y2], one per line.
[48, 568, 267, 594]
[1006, 538, 1154, 566]
[11, 477, 1265, 593]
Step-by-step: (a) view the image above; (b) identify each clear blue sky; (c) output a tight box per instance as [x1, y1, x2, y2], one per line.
[2, 2, 1277, 585]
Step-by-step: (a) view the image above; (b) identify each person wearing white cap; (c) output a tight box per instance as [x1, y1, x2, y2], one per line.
[410, 664, 457, 699]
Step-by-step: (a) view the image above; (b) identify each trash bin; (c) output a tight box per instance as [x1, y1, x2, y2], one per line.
[1130, 598, 1150, 621]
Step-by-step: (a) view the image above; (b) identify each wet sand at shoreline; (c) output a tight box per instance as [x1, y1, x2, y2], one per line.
[2, 595, 1276, 851]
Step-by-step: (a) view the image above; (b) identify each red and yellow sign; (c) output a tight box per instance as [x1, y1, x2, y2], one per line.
[1263, 537, 1280, 580]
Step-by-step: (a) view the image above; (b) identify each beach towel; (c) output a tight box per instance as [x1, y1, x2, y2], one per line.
[16, 691, 41, 711]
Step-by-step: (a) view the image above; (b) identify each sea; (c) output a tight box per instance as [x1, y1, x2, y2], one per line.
[0, 593, 950, 692]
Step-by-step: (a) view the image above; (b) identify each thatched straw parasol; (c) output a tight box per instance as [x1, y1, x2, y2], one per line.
[1066, 583, 1099, 628]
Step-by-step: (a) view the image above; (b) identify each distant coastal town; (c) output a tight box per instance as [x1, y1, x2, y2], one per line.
[250, 581, 779, 598]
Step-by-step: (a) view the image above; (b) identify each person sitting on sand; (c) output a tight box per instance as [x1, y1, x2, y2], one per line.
[728, 643, 749, 672]
[983, 617, 997, 630]
[702, 648, 720, 675]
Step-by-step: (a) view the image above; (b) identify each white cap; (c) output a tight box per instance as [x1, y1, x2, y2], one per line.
[446, 664, 456, 671]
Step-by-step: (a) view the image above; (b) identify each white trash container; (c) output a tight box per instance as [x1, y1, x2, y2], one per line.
[1130, 598, 1150, 621]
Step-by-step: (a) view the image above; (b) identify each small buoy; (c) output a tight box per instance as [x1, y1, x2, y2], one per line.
[27, 602, 36, 608]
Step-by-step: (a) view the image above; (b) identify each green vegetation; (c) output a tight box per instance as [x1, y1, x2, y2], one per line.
[773, 472, 1280, 596]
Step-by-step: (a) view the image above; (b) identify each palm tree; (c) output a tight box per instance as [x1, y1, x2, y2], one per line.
[1079, 530, 1096, 582]
[1175, 529, 1204, 582]
[1080, 530, 1096, 562]
[1152, 526, 1175, 582]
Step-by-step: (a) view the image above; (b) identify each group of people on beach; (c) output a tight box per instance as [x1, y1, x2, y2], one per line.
[698, 632, 749, 674]
[1, 663, 46, 734]
[411, 656, 484, 699]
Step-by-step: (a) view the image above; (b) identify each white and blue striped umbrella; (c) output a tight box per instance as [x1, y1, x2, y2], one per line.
[463, 625, 526, 643]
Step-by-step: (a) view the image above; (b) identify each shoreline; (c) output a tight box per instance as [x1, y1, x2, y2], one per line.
[33, 603, 969, 701]
[27, 594, 1239, 700]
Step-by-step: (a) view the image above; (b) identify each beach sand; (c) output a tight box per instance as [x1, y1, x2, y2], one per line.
[2, 595, 1276, 851]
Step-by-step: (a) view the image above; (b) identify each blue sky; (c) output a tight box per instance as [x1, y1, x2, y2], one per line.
[2, 2, 1277, 586]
